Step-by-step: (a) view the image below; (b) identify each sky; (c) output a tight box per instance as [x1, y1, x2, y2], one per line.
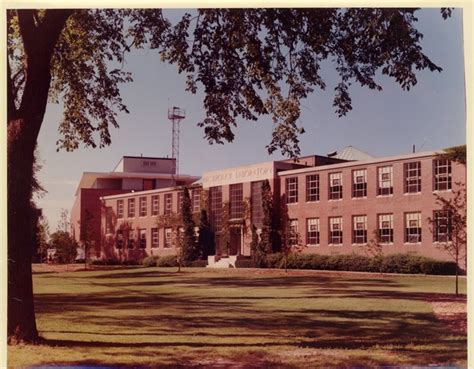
[34, 8, 466, 230]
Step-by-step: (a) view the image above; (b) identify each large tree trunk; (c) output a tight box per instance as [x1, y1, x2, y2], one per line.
[7, 9, 73, 342]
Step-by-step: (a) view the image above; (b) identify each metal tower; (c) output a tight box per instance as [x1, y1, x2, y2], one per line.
[167, 106, 185, 184]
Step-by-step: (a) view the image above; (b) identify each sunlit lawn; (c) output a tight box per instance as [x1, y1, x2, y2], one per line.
[8, 266, 467, 368]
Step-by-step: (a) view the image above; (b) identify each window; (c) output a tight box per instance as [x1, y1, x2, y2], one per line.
[139, 197, 147, 217]
[378, 214, 394, 243]
[405, 212, 422, 243]
[116, 230, 124, 249]
[117, 200, 124, 218]
[433, 210, 452, 242]
[352, 215, 367, 244]
[404, 162, 421, 193]
[306, 175, 320, 202]
[128, 198, 135, 218]
[329, 172, 343, 200]
[306, 218, 320, 245]
[230, 183, 244, 219]
[128, 229, 135, 249]
[286, 177, 298, 204]
[433, 159, 452, 191]
[288, 219, 299, 246]
[378, 166, 393, 196]
[164, 193, 173, 215]
[192, 189, 201, 213]
[164, 228, 172, 248]
[177, 192, 183, 213]
[151, 228, 159, 248]
[106, 207, 113, 234]
[251, 181, 264, 228]
[352, 170, 367, 198]
[151, 195, 159, 216]
[139, 229, 146, 249]
[209, 186, 223, 232]
[329, 217, 343, 244]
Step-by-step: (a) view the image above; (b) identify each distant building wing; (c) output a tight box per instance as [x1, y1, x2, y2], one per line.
[330, 146, 375, 161]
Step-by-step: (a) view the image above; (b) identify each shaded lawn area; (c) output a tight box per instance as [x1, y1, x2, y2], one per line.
[9, 266, 467, 368]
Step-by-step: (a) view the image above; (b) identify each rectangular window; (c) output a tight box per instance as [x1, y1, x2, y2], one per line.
[378, 166, 393, 196]
[106, 207, 113, 234]
[151, 228, 159, 248]
[433, 210, 452, 242]
[352, 215, 367, 244]
[286, 177, 298, 204]
[164, 193, 173, 215]
[128, 229, 135, 249]
[151, 195, 159, 216]
[433, 159, 452, 191]
[352, 169, 367, 198]
[378, 214, 394, 243]
[405, 212, 422, 243]
[288, 219, 298, 246]
[117, 200, 124, 219]
[116, 230, 124, 249]
[139, 229, 146, 249]
[251, 181, 264, 229]
[209, 186, 223, 232]
[306, 218, 320, 245]
[329, 172, 343, 200]
[177, 192, 183, 213]
[128, 198, 135, 218]
[164, 227, 172, 248]
[306, 175, 320, 202]
[192, 189, 201, 213]
[404, 162, 421, 193]
[329, 217, 343, 245]
[230, 183, 244, 219]
[139, 197, 147, 217]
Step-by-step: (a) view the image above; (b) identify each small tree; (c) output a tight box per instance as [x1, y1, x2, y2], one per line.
[36, 216, 50, 263]
[259, 179, 278, 258]
[181, 187, 197, 264]
[57, 208, 71, 233]
[365, 229, 384, 274]
[279, 195, 305, 273]
[50, 231, 78, 264]
[198, 209, 215, 259]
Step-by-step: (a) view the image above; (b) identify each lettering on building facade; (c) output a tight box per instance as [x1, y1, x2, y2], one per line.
[202, 165, 274, 187]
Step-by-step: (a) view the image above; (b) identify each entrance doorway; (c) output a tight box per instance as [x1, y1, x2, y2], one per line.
[229, 227, 242, 255]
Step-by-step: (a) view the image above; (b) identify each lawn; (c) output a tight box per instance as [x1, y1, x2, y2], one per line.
[8, 266, 467, 368]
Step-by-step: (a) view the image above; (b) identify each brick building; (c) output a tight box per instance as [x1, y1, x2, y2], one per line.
[93, 148, 465, 267]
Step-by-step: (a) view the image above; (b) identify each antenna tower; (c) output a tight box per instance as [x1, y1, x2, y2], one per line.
[167, 106, 186, 185]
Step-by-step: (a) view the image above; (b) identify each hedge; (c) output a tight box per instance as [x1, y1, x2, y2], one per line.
[189, 260, 208, 268]
[235, 253, 458, 275]
[91, 258, 139, 266]
[142, 256, 158, 267]
[155, 255, 178, 267]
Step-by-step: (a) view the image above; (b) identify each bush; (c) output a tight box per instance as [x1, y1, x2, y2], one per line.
[420, 260, 458, 275]
[90, 258, 139, 266]
[235, 259, 257, 268]
[142, 256, 158, 267]
[156, 255, 178, 267]
[75, 258, 86, 264]
[189, 260, 208, 268]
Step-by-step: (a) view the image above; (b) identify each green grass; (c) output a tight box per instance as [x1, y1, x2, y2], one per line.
[9, 267, 466, 368]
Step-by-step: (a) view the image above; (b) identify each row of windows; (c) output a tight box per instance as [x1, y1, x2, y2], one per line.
[116, 189, 201, 219]
[288, 210, 451, 246]
[115, 227, 196, 250]
[286, 159, 452, 204]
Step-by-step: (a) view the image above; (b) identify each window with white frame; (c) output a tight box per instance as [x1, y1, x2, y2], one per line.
[306, 174, 320, 202]
[405, 212, 422, 243]
[139, 229, 146, 249]
[164, 193, 173, 215]
[164, 227, 172, 248]
[433, 159, 452, 191]
[116, 230, 124, 249]
[352, 215, 367, 244]
[404, 162, 421, 193]
[329, 217, 343, 244]
[433, 210, 451, 242]
[151, 228, 159, 248]
[286, 177, 298, 204]
[306, 218, 320, 245]
[378, 166, 393, 196]
[177, 192, 183, 213]
[128, 198, 135, 218]
[352, 170, 367, 198]
[378, 214, 394, 243]
[151, 195, 159, 216]
[128, 229, 135, 249]
[288, 219, 299, 246]
[329, 172, 343, 200]
[117, 200, 124, 218]
[192, 188, 201, 213]
[139, 197, 147, 217]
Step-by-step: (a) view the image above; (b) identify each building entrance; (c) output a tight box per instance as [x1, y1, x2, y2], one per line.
[229, 227, 242, 255]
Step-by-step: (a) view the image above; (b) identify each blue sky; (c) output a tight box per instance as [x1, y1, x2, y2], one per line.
[35, 8, 466, 229]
